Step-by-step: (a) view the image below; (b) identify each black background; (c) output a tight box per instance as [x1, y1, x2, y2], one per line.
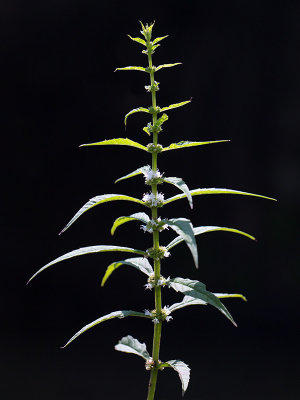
[1, 1, 299, 399]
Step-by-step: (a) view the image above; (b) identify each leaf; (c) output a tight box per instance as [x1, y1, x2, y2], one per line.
[214, 293, 247, 302]
[101, 257, 154, 286]
[152, 35, 169, 44]
[124, 107, 149, 126]
[160, 100, 191, 112]
[155, 63, 182, 71]
[164, 360, 190, 395]
[166, 225, 256, 250]
[169, 295, 207, 313]
[111, 212, 150, 235]
[164, 188, 277, 205]
[127, 35, 147, 46]
[167, 218, 198, 269]
[115, 66, 146, 72]
[115, 166, 148, 183]
[162, 177, 193, 209]
[80, 138, 148, 152]
[61, 311, 149, 348]
[162, 140, 230, 152]
[169, 277, 237, 326]
[60, 194, 145, 235]
[28, 245, 146, 284]
[115, 335, 150, 360]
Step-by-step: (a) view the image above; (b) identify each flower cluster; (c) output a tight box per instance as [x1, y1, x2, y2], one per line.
[142, 167, 163, 185]
[146, 143, 163, 153]
[142, 192, 164, 207]
[140, 217, 168, 234]
[146, 246, 170, 260]
[144, 274, 170, 290]
[144, 306, 173, 323]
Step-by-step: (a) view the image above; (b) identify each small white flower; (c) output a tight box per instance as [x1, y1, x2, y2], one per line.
[142, 192, 164, 207]
[164, 250, 170, 258]
[144, 309, 151, 316]
[144, 283, 153, 290]
[166, 316, 173, 322]
[152, 318, 159, 324]
[162, 305, 171, 315]
[143, 167, 162, 182]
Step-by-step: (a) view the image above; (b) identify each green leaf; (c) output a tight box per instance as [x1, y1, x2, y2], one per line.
[80, 138, 148, 152]
[169, 295, 207, 313]
[115, 66, 146, 72]
[160, 100, 191, 112]
[60, 194, 145, 235]
[127, 35, 147, 46]
[215, 293, 247, 302]
[111, 212, 150, 235]
[167, 218, 198, 269]
[101, 257, 154, 286]
[166, 225, 256, 250]
[28, 245, 146, 284]
[61, 310, 150, 348]
[163, 360, 190, 395]
[155, 63, 182, 71]
[115, 335, 150, 360]
[115, 166, 148, 183]
[164, 188, 277, 205]
[169, 277, 237, 326]
[162, 177, 193, 209]
[152, 35, 169, 44]
[125, 107, 149, 126]
[162, 140, 230, 152]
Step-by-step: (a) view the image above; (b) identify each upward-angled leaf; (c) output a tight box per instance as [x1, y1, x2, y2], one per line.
[169, 277, 237, 326]
[28, 245, 146, 284]
[62, 310, 149, 348]
[101, 257, 154, 286]
[160, 100, 191, 112]
[111, 212, 150, 235]
[166, 225, 256, 250]
[152, 35, 169, 44]
[127, 35, 147, 46]
[167, 218, 198, 268]
[60, 194, 145, 235]
[115, 66, 146, 72]
[80, 138, 148, 152]
[163, 360, 190, 395]
[125, 107, 149, 126]
[155, 63, 182, 71]
[162, 140, 229, 151]
[162, 177, 193, 209]
[115, 335, 150, 360]
[169, 295, 207, 313]
[115, 166, 148, 183]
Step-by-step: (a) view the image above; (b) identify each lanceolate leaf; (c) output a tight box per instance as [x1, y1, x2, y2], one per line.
[127, 35, 147, 46]
[215, 293, 247, 302]
[111, 212, 150, 235]
[115, 335, 150, 360]
[124, 107, 149, 126]
[101, 257, 154, 286]
[80, 138, 147, 152]
[162, 177, 193, 209]
[163, 360, 190, 395]
[167, 218, 198, 268]
[60, 194, 145, 235]
[152, 35, 169, 45]
[162, 140, 229, 152]
[62, 311, 150, 348]
[115, 66, 146, 72]
[164, 188, 277, 205]
[166, 225, 256, 250]
[115, 166, 148, 183]
[28, 246, 146, 284]
[160, 100, 191, 112]
[169, 277, 237, 326]
[155, 63, 182, 71]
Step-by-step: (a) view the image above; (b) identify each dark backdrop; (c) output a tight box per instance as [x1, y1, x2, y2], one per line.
[1, 1, 299, 399]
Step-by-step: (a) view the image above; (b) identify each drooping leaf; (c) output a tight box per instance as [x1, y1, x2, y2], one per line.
[115, 66, 146, 72]
[101, 257, 154, 286]
[80, 138, 148, 152]
[61, 311, 150, 348]
[166, 218, 198, 268]
[152, 35, 169, 45]
[155, 63, 182, 71]
[162, 140, 230, 152]
[162, 360, 190, 395]
[164, 188, 277, 205]
[115, 335, 150, 360]
[162, 177, 193, 209]
[169, 295, 207, 313]
[111, 212, 150, 235]
[124, 107, 149, 126]
[115, 166, 148, 183]
[160, 100, 191, 113]
[28, 245, 146, 284]
[127, 35, 147, 46]
[60, 194, 145, 235]
[166, 225, 256, 250]
[169, 277, 237, 326]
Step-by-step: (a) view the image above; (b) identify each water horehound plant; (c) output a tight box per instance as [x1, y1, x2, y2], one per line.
[28, 22, 276, 399]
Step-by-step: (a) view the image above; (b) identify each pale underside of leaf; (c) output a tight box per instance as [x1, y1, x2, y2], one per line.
[155, 63, 182, 71]
[163, 359, 190, 395]
[62, 311, 150, 348]
[28, 245, 146, 284]
[115, 166, 148, 183]
[111, 212, 150, 235]
[60, 194, 145, 235]
[162, 177, 193, 209]
[125, 107, 149, 126]
[160, 100, 191, 113]
[115, 335, 150, 360]
[80, 138, 147, 152]
[115, 66, 146, 72]
[101, 257, 153, 286]
[162, 140, 230, 152]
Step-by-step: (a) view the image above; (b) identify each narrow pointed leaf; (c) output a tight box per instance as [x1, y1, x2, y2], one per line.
[162, 177, 193, 209]
[167, 225, 256, 250]
[165, 188, 277, 205]
[160, 100, 191, 113]
[115, 335, 150, 360]
[127, 35, 147, 46]
[169, 295, 207, 313]
[164, 360, 190, 395]
[28, 245, 146, 284]
[115, 66, 146, 72]
[62, 310, 149, 348]
[80, 138, 147, 152]
[214, 293, 247, 302]
[162, 140, 230, 152]
[155, 63, 182, 71]
[101, 257, 153, 286]
[115, 166, 148, 183]
[152, 35, 169, 44]
[111, 212, 150, 235]
[169, 277, 237, 326]
[125, 107, 149, 126]
[167, 218, 198, 268]
[60, 194, 145, 235]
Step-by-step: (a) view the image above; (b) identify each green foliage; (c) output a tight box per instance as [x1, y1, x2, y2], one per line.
[115, 335, 151, 360]
[80, 138, 148, 152]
